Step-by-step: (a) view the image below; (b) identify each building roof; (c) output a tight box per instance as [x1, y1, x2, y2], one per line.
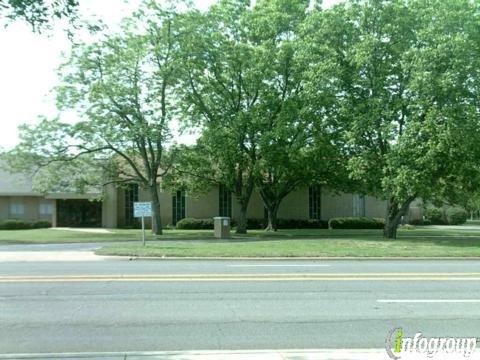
[0, 162, 100, 199]
[0, 163, 37, 196]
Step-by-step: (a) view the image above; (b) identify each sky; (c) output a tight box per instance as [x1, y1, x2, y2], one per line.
[0, 0, 339, 150]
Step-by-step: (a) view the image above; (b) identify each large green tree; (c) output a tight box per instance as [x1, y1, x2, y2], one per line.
[249, 0, 340, 231]
[179, 0, 342, 232]
[0, 0, 78, 31]
[4, 2, 185, 234]
[304, 0, 480, 238]
[178, 0, 265, 233]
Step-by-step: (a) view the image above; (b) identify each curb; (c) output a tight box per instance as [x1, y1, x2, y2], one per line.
[102, 255, 480, 261]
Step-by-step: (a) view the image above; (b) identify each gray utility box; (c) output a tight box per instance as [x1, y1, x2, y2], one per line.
[213, 217, 230, 239]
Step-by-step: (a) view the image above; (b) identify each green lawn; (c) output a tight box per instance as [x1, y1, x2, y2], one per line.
[3, 225, 480, 258]
[94, 224, 480, 258]
[0, 228, 215, 245]
[0, 225, 478, 245]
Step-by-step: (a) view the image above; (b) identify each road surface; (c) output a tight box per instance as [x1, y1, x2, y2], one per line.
[0, 250, 479, 357]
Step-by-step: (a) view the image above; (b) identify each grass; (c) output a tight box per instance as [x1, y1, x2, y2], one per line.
[94, 224, 480, 258]
[0, 228, 215, 245]
[0, 225, 479, 245]
[3, 223, 480, 258]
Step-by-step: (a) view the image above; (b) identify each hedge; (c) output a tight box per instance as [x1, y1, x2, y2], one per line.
[328, 217, 385, 229]
[423, 205, 468, 226]
[0, 220, 32, 230]
[408, 218, 432, 226]
[176, 218, 214, 230]
[445, 207, 468, 225]
[0, 220, 52, 230]
[277, 219, 327, 229]
[176, 218, 328, 230]
[424, 206, 445, 225]
[233, 218, 328, 229]
[32, 220, 53, 229]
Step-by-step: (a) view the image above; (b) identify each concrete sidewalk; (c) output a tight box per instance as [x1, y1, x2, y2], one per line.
[0, 251, 107, 262]
[0, 349, 389, 360]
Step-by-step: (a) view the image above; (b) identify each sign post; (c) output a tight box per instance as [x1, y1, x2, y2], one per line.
[133, 202, 153, 246]
[141, 216, 145, 246]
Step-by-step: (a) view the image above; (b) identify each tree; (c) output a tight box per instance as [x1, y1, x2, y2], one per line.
[4, 2, 185, 235]
[179, 0, 342, 232]
[1, 119, 112, 197]
[177, 1, 264, 234]
[465, 193, 480, 220]
[0, 0, 79, 31]
[249, 0, 314, 231]
[248, 0, 348, 231]
[304, 0, 480, 238]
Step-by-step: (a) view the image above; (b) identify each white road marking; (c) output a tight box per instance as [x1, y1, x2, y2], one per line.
[228, 264, 331, 267]
[378, 299, 480, 303]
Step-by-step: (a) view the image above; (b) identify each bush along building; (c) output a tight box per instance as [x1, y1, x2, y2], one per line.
[0, 165, 425, 229]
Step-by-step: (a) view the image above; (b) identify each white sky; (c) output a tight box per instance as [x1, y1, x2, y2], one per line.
[0, 0, 339, 150]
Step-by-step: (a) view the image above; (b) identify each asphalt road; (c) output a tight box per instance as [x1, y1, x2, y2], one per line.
[0, 256, 480, 355]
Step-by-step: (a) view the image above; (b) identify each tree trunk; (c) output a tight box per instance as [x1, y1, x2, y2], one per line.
[383, 217, 398, 238]
[383, 196, 415, 239]
[258, 188, 289, 233]
[149, 183, 163, 235]
[234, 177, 254, 234]
[236, 204, 248, 234]
[265, 203, 279, 232]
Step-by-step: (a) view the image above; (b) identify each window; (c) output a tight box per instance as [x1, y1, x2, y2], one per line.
[309, 186, 321, 220]
[9, 203, 25, 216]
[172, 190, 186, 225]
[39, 203, 53, 216]
[124, 184, 139, 227]
[353, 194, 366, 217]
[218, 185, 232, 217]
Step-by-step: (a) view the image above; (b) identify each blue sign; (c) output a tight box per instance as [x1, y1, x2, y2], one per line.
[134, 202, 152, 218]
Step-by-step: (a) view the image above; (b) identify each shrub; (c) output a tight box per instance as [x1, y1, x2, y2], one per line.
[176, 218, 214, 230]
[276, 219, 327, 229]
[408, 218, 431, 226]
[178, 218, 328, 230]
[424, 206, 445, 225]
[328, 217, 385, 229]
[121, 223, 142, 230]
[445, 207, 468, 225]
[0, 220, 33, 230]
[247, 218, 264, 229]
[232, 218, 328, 230]
[32, 220, 52, 229]
[423, 205, 468, 225]
[230, 218, 264, 229]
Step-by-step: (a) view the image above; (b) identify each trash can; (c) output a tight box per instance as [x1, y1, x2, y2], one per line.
[213, 217, 230, 239]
